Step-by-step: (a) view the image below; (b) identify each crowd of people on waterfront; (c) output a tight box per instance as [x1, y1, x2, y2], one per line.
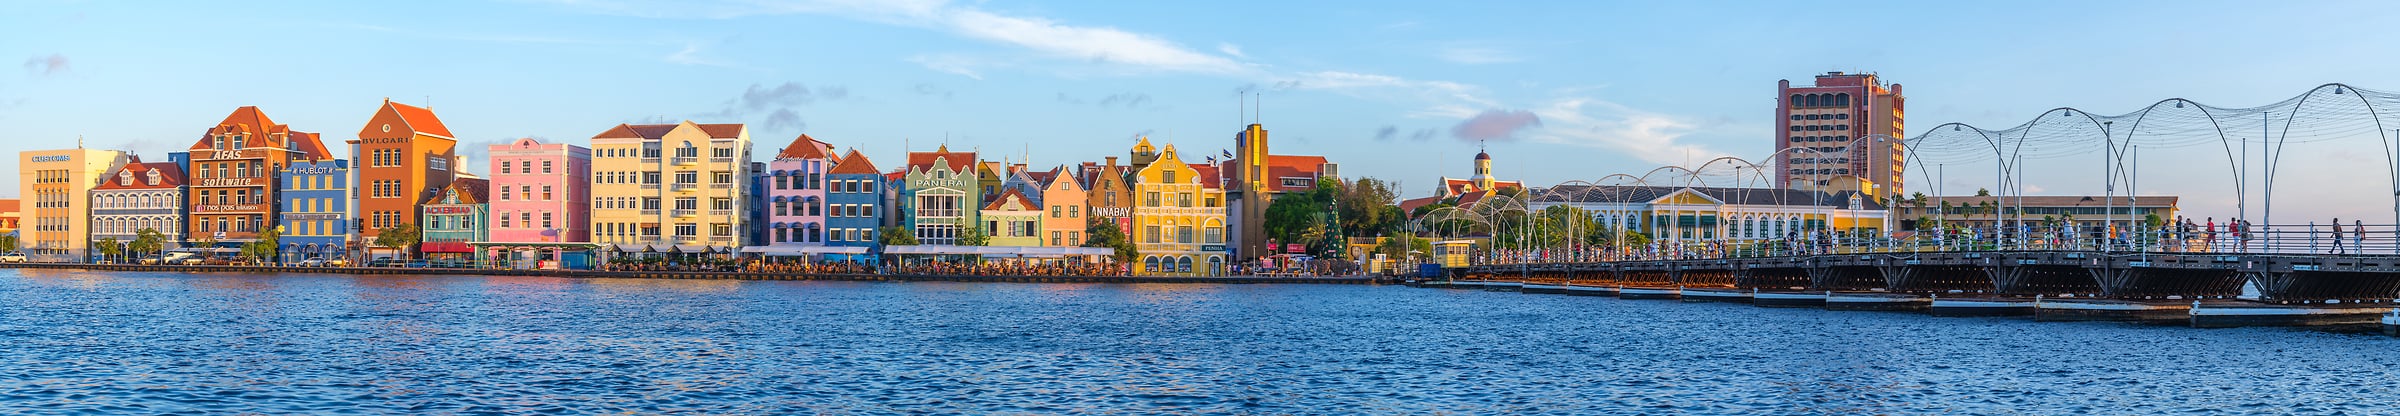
[1472, 216, 2397, 265]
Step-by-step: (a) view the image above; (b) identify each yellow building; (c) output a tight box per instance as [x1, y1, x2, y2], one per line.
[586, 121, 755, 254]
[1128, 142, 1227, 276]
[19, 147, 131, 262]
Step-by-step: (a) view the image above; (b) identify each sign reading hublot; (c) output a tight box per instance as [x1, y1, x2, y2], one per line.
[290, 166, 343, 175]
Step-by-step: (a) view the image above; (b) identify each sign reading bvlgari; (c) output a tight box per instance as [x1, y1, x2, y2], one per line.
[198, 178, 260, 187]
[360, 137, 409, 144]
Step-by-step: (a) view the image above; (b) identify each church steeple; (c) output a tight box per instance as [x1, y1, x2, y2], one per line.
[1470, 141, 1494, 191]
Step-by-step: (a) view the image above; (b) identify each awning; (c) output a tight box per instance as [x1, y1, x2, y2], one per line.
[880, 245, 1114, 258]
[421, 242, 474, 253]
[738, 245, 872, 255]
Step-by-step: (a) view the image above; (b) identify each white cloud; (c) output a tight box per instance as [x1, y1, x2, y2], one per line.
[1217, 43, 1246, 58]
[1522, 97, 1721, 166]
[907, 54, 986, 80]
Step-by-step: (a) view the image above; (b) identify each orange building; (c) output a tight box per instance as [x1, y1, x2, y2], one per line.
[185, 106, 333, 247]
[348, 99, 459, 245]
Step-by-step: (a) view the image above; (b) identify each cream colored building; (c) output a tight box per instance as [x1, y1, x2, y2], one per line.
[19, 148, 131, 262]
[586, 121, 754, 254]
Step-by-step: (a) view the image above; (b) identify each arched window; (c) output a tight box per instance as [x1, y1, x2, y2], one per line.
[1836, 93, 1850, 106]
[1803, 94, 1819, 107]
[1144, 256, 1160, 274]
[1789, 94, 1803, 106]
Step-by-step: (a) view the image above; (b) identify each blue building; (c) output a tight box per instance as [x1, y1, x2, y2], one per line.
[279, 159, 351, 263]
[824, 149, 884, 262]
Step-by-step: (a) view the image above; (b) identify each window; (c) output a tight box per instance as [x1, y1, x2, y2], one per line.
[677, 172, 697, 184]
[1205, 227, 1222, 244]
[713, 198, 733, 210]
[775, 175, 789, 189]
[541, 212, 552, 228]
[1178, 193, 1192, 208]
[1163, 171, 1177, 183]
[501, 212, 513, 228]
[542, 160, 553, 173]
[1146, 192, 1160, 207]
[501, 161, 513, 174]
[676, 198, 698, 210]
[775, 201, 788, 216]
[499, 186, 512, 201]
[712, 224, 732, 236]
[675, 223, 696, 236]
[712, 147, 734, 158]
[1051, 231, 1062, 246]
[714, 172, 733, 184]
[1177, 226, 1193, 244]
[1145, 225, 1160, 243]
[541, 185, 552, 200]
[1069, 206, 1079, 218]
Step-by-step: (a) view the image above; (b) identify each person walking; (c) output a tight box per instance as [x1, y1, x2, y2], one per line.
[2332, 218, 2346, 254]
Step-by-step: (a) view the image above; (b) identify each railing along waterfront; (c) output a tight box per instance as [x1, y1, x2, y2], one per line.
[1466, 222, 2400, 265]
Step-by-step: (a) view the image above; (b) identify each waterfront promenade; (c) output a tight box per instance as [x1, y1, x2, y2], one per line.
[0, 262, 1389, 285]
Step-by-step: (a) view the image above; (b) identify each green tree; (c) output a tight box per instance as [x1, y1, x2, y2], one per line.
[130, 228, 165, 258]
[1083, 218, 1138, 263]
[1335, 177, 1401, 237]
[1975, 188, 1992, 197]
[243, 226, 281, 264]
[95, 237, 122, 262]
[0, 233, 18, 253]
[878, 226, 919, 246]
[374, 223, 420, 259]
[958, 224, 990, 246]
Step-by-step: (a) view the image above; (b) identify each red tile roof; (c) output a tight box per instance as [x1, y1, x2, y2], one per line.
[592, 122, 744, 140]
[1024, 169, 1058, 187]
[1189, 164, 1223, 189]
[827, 149, 880, 175]
[423, 178, 489, 205]
[1455, 190, 1492, 207]
[982, 188, 1038, 211]
[1399, 195, 1444, 214]
[0, 199, 17, 214]
[774, 134, 838, 160]
[94, 161, 186, 190]
[385, 101, 454, 138]
[189, 106, 330, 159]
[907, 145, 977, 173]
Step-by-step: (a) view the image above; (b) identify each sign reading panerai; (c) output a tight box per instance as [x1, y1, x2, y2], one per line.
[28, 155, 71, 163]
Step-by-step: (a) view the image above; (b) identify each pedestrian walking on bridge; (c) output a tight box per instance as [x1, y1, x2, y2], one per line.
[2332, 218, 2346, 254]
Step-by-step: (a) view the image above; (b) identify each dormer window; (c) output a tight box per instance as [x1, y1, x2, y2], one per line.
[145, 170, 160, 186]
[118, 171, 132, 185]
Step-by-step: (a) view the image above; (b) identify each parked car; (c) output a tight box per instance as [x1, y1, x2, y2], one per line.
[0, 253, 25, 263]
[405, 260, 430, 268]
[297, 257, 328, 267]
[368, 259, 407, 268]
[325, 258, 349, 267]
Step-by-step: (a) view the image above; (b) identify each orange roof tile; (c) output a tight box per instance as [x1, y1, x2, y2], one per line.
[424, 177, 489, 205]
[94, 162, 186, 190]
[982, 188, 1038, 211]
[907, 145, 977, 173]
[0, 199, 17, 214]
[774, 134, 838, 160]
[593, 122, 743, 140]
[386, 101, 454, 138]
[827, 149, 881, 175]
[1189, 164, 1223, 189]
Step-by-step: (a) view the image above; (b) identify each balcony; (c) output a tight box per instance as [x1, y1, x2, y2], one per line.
[708, 209, 733, 217]
[671, 183, 699, 193]
[672, 156, 699, 166]
[639, 157, 660, 165]
[671, 209, 698, 218]
[710, 183, 733, 189]
[639, 209, 660, 216]
[639, 184, 661, 190]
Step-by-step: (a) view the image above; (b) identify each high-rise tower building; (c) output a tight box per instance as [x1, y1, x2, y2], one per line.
[1776, 72, 1905, 198]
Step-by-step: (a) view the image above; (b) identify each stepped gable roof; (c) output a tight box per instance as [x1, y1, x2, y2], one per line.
[384, 100, 454, 138]
[424, 177, 490, 205]
[827, 149, 880, 175]
[95, 161, 186, 190]
[774, 134, 838, 160]
[982, 188, 1037, 211]
[906, 144, 977, 173]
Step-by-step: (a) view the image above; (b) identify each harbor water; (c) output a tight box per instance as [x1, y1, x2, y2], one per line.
[0, 269, 2393, 414]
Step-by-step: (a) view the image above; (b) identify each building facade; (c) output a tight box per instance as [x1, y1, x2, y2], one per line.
[19, 148, 130, 262]
[187, 106, 334, 251]
[1892, 195, 2180, 234]
[488, 138, 592, 244]
[899, 145, 981, 246]
[1080, 157, 1134, 239]
[279, 159, 350, 262]
[980, 188, 1043, 247]
[1777, 72, 1905, 198]
[92, 160, 186, 259]
[586, 121, 754, 252]
[1223, 123, 1338, 263]
[1036, 166, 1087, 247]
[1529, 185, 1890, 243]
[824, 149, 884, 254]
[1128, 144, 1227, 276]
[350, 99, 459, 253]
[418, 178, 488, 263]
[764, 134, 837, 248]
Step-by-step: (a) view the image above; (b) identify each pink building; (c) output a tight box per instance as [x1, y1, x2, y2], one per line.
[485, 138, 593, 261]
[762, 134, 837, 252]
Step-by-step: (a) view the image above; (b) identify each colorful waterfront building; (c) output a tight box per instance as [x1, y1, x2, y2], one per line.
[418, 178, 488, 263]
[824, 149, 883, 259]
[759, 134, 837, 252]
[277, 159, 349, 262]
[349, 99, 459, 259]
[1223, 123, 1338, 263]
[0, 199, 19, 236]
[899, 145, 981, 245]
[979, 188, 1043, 247]
[1034, 166, 1087, 247]
[1079, 156, 1134, 238]
[1128, 143, 1228, 276]
[19, 147, 130, 262]
[92, 158, 187, 259]
[586, 121, 754, 255]
[483, 138, 594, 268]
[187, 106, 334, 253]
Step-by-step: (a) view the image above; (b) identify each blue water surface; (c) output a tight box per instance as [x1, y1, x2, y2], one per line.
[0, 269, 2392, 414]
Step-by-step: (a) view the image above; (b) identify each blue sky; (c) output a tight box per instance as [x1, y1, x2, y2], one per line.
[9, 0, 2400, 221]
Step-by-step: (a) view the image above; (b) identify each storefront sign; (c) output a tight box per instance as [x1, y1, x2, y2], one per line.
[199, 178, 260, 187]
[425, 206, 473, 214]
[194, 204, 263, 213]
[1089, 206, 1132, 217]
[360, 137, 409, 144]
[28, 155, 70, 163]
[290, 165, 343, 175]
[284, 213, 343, 221]
[909, 178, 969, 189]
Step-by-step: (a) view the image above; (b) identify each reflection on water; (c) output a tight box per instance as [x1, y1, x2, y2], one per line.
[0, 269, 2393, 413]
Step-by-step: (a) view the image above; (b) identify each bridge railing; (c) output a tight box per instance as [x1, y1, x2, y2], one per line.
[1465, 223, 2400, 266]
